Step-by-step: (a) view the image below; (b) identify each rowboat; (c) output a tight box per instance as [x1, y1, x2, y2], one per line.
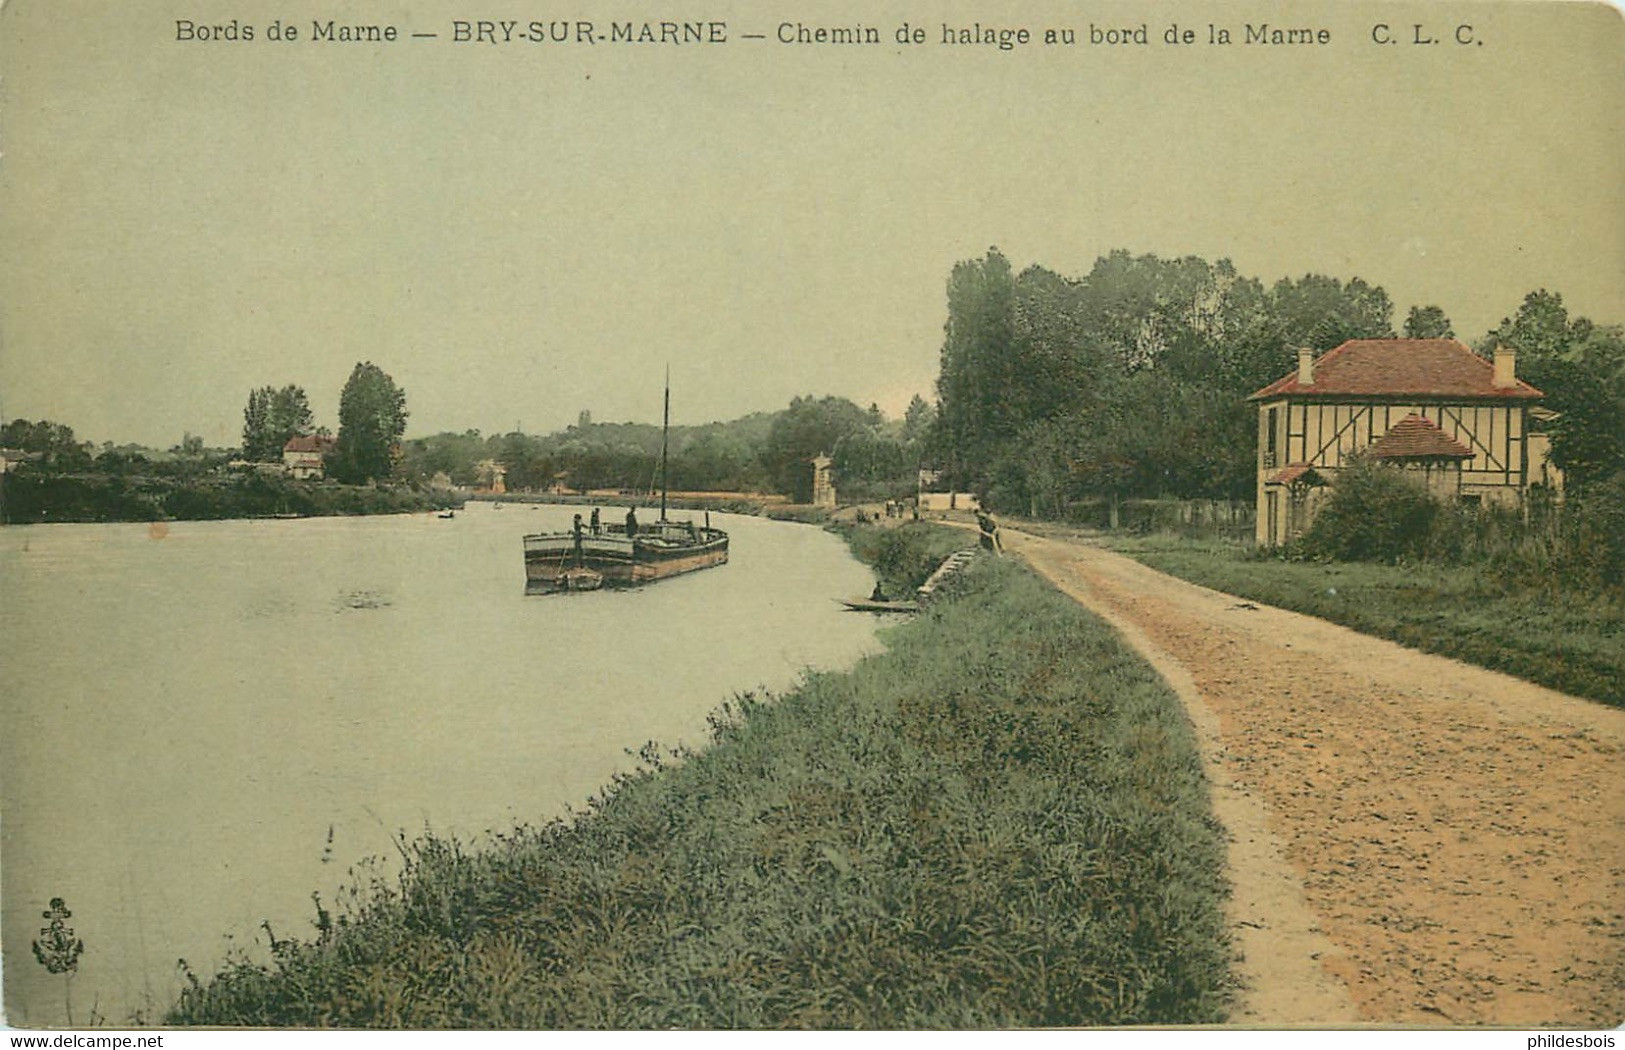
[838, 597, 919, 613]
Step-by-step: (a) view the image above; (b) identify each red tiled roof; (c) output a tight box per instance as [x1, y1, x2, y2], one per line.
[284, 436, 336, 453]
[1367, 414, 1475, 460]
[1249, 339, 1543, 401]
[1269, 463, 1327, 486]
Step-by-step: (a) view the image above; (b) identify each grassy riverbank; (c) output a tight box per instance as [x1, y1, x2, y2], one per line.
[167, 538, 1231, 1027]
[0, 471, 455, 523]
[1108, 535, 1625, 709]
[834, 520, 979, 598]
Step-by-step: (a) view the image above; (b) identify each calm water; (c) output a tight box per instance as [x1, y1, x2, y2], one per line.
[0, 504, 886, 1025]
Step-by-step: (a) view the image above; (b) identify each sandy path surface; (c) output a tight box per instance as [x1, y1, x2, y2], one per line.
[1003, 529, 1624, 1028]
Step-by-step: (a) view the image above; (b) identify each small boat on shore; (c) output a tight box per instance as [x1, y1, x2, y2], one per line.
[523, 375, 728, 594]
[839, 597, 919, 613]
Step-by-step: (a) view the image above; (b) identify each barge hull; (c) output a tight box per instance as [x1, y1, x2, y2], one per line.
[523, 525, 728, 591]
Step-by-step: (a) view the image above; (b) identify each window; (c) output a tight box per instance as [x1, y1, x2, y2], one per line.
[1264, 407, 1279, 468]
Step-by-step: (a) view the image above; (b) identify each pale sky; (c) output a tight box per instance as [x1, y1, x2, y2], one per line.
[2, 0, 1621, 447]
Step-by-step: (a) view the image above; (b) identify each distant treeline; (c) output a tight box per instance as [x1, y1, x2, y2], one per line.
[930, 248, 1625, 515]
[399, 398, 935, 504]
[0, 418, 454, 524]
[0, 395, 936, 524]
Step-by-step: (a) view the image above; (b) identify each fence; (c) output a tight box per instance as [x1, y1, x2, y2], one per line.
[1062, 497, 1255, 537]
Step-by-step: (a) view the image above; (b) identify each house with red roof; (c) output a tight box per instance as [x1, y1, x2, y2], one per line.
[282, 435, 336, 480]
[1247, 339, 1556, 546]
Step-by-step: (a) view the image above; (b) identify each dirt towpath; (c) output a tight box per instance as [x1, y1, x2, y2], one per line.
[1002, 529, 1624, 1028]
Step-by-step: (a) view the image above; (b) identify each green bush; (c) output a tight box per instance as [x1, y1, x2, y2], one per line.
[763, 505, 833, 524]
[1, 472, 163, 522]
[1560, 474, 1625, 590]
[1400, 474, 1624, 595]
[1298, 458, 1440, 564]
[2, 471, 454, 524]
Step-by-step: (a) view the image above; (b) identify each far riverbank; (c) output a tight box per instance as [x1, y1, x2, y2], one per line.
[0, 470, 457, 524]
[472, 491, 835, 524]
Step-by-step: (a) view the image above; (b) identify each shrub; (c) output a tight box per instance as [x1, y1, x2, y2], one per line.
[1417, 475, 1625, 595]
[1557, 474, 1625, 590]
[1298, 458, 1439, 564]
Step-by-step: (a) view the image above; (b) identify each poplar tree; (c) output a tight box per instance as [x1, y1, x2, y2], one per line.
[242, 385, 313, 460]
[331, 363, 408, 484]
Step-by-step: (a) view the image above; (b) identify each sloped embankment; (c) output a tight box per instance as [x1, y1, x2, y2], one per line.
[168, 554, 1231, 1028]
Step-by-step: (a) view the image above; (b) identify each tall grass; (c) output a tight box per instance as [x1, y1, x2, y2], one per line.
[167, 557, 1231, 1028]
[833, 522, 973, 597]
[1297, 460, 1625, 595]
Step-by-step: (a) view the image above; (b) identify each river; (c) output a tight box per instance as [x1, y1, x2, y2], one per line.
[0, 503, 887, 1026]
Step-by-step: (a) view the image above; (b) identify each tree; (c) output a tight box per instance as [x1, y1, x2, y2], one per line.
[902, 395, 935, 442]
[668, 430, 762, 491]
[268, 386, 314, 449]
[242, 385, 313, 461]
[1485, 289, 1578, 360]
[2, 419, 75, 455]
[921, 250, 1406, 514]
[761, 395, 875, 501]
[0, 419, 92, 470]
[935, 248, 1017, 492]
[398, 429, 487, 487]
[1485, 291, 1625, 492]
[242, 388, 272, 459]
[331, 363, 408, 484]
[1403, 304, 1455, 339]
[1268, 273, 1395, 351]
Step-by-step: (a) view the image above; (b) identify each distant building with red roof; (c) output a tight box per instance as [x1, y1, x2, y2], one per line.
[282, 435, 336, 480]
[1248, 339, 1558, 546]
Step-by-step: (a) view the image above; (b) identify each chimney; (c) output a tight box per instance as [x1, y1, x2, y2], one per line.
[1492, 346, 1518, 389]
[1296, 347, 1316, 386]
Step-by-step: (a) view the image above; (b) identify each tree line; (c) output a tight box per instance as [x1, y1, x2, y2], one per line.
[397, 395, 934, 502]
[5, 383, 931, 506]
[929, 247, 1625, 515]
[16, 251, 1616, 516]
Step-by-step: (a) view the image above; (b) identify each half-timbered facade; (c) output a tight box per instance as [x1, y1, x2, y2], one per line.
[1248, 339, 1548, 546]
